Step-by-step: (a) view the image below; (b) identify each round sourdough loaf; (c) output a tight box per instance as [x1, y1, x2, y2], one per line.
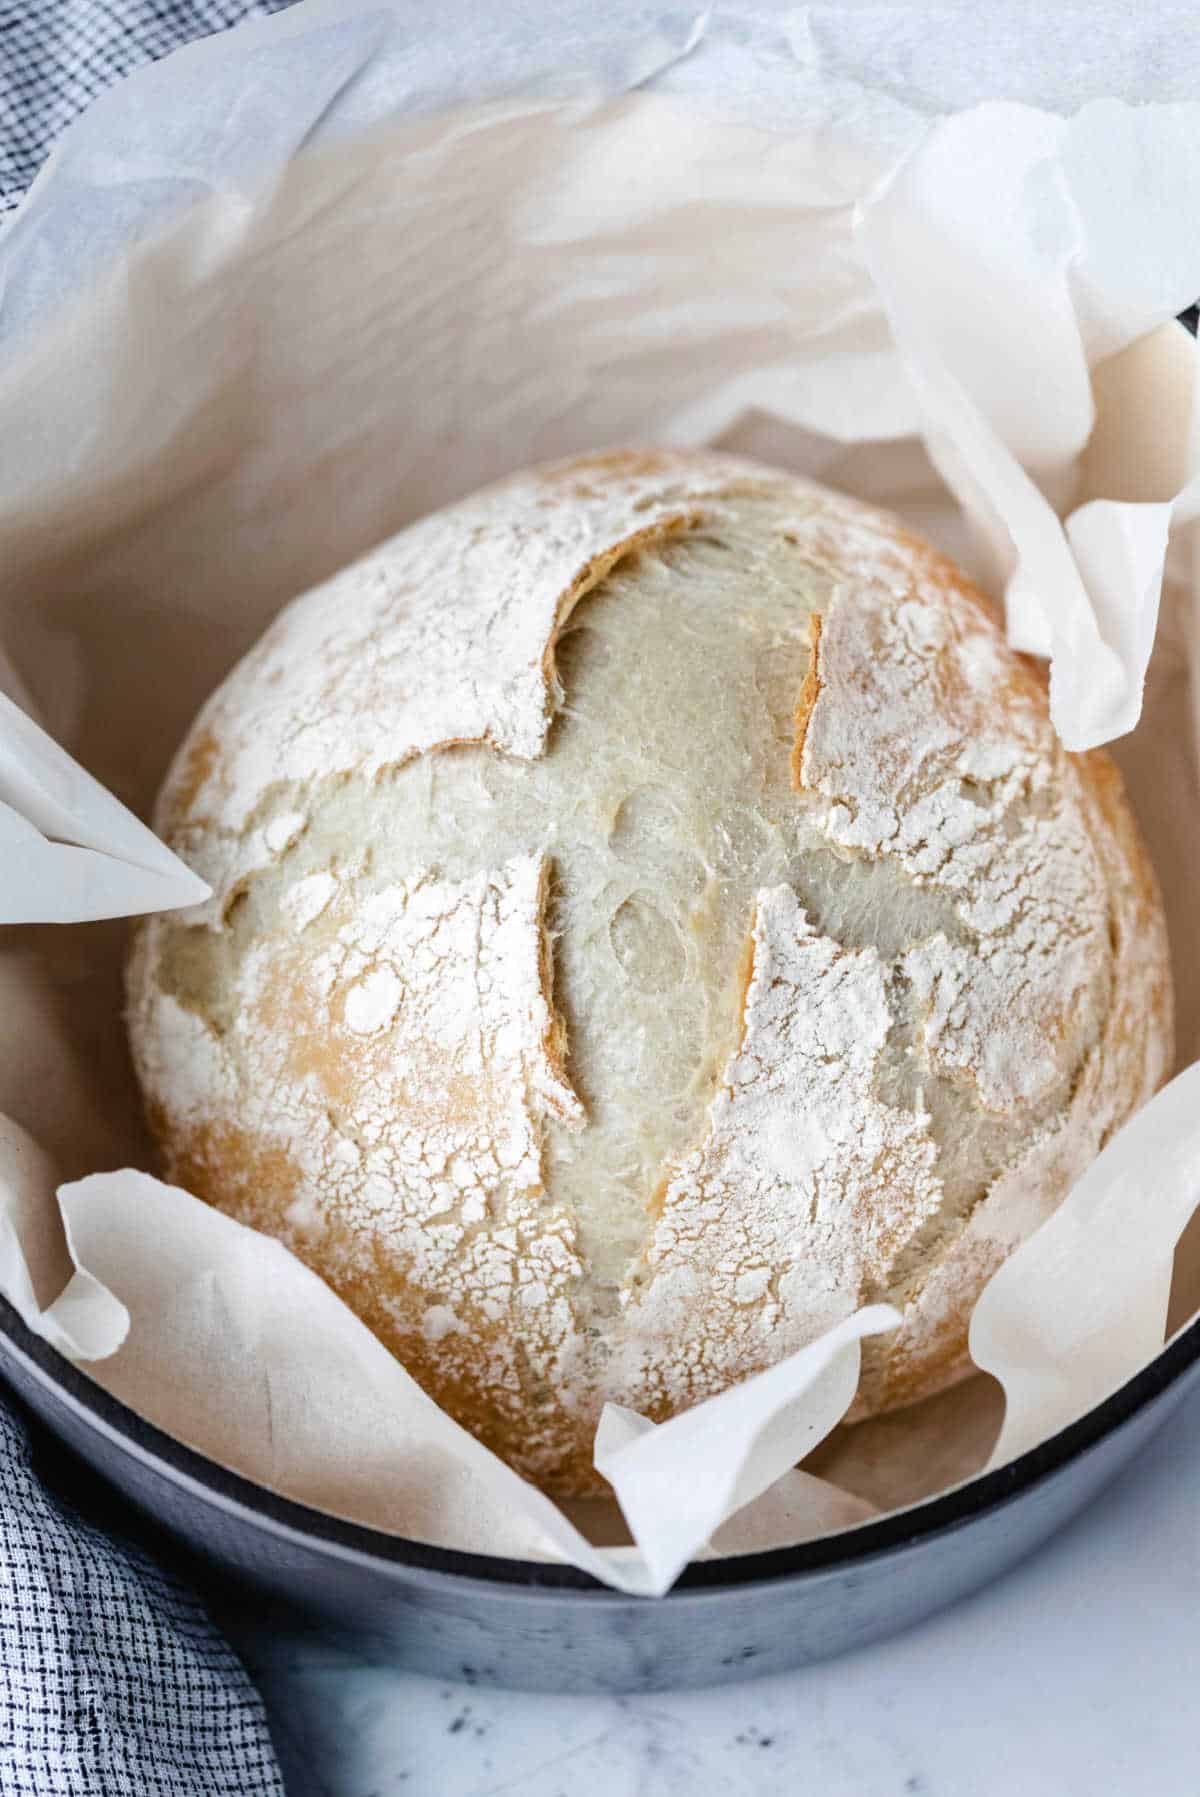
[127, 450, 1173, 1496]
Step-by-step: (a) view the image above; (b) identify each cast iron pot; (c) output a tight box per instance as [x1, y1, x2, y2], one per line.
[3, 304, 1197, 1699]
[2, 1289, 1200, 1694]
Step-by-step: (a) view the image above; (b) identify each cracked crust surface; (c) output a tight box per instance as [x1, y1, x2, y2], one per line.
[127, 450, 1173, 1495]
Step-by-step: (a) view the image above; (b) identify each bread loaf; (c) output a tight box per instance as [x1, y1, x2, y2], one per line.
[127, 450, 1173, 1496]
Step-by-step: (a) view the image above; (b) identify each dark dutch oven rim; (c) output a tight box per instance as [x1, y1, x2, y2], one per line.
[4, 1291, 1200, 1597]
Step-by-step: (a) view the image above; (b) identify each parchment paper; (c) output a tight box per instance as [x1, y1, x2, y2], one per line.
[1, 3, 1199, 1595]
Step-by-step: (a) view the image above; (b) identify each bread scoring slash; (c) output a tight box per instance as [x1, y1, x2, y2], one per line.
[127, 450, 1173, 1496]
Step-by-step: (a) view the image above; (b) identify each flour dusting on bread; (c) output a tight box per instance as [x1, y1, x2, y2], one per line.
[128, 451, 1172, 1494]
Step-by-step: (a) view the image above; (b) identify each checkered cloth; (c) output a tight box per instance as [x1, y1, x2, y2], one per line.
[0, 1, 295, 218]
[0, 1400, 284, 1795]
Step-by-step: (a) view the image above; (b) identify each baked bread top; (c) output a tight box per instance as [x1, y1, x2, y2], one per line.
[127, 450, 1173, 1495]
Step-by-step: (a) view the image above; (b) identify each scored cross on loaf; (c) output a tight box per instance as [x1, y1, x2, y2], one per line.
[127, 450, 1172, 1496]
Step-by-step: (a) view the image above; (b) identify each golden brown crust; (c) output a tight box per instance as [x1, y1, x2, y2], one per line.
[852, 739, 1173, 1421]
[162, 727, 222, 831]
[129, 448, 1175, 1497]
[790, 612, 822, 789]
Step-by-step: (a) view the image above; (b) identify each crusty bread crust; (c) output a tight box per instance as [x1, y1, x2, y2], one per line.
[127, 450, 1173, 1496]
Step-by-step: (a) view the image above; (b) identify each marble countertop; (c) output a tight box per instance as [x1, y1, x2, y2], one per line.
[226, 1387, 1200, 1797]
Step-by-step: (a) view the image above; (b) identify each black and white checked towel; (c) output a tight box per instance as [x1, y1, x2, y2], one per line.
[0, 1, 295, 218]
[0, 1401, 284, 1795]
[2, 12, 296, 1790]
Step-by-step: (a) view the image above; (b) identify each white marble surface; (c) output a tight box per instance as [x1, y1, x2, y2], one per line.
[227, 1385, 1200, 1797]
